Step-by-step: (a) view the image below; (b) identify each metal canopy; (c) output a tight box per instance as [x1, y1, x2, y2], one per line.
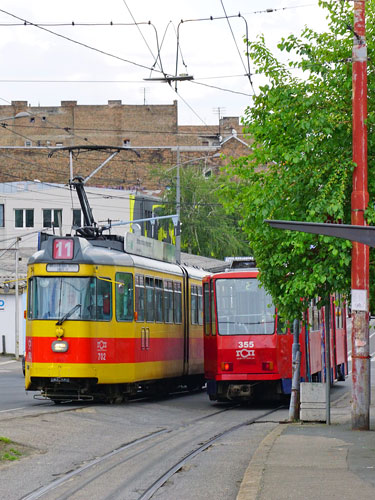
[264, 219, 375, 248]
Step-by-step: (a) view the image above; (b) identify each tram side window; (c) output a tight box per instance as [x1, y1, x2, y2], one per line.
[198, 286, 203, 326]
[155, 278, 163, 322]
[135, 274, 145, 321]
[164, 280, 174, 323]
[191, 285, 198, 324]
[174, 281, 182, 324]
[115, 272, 134, 322]
[276, 317, 288, 335]
[146, 277, 155, 322]
[309, 299, 320, 331]
[210, 282, 216, 335]
[203, 283, 211, 335]
[96, 279, 112, 320]
[335, 293, 344, 329]
[27, 277, 34, 319]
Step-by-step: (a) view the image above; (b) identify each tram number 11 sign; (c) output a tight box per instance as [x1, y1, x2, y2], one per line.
[53, 239, 74, 260]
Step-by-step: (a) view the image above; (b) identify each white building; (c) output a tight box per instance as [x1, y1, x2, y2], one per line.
[0, 181, 162, 356]
[0, 181, 162, 254]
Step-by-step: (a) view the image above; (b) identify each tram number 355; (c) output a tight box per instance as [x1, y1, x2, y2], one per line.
[238, 341, 254, 348]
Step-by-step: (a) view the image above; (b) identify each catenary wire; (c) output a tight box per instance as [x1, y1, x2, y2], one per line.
[0, 8, 165, 75]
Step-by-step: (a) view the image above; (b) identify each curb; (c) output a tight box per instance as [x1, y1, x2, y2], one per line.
[236, 424, 286, 500]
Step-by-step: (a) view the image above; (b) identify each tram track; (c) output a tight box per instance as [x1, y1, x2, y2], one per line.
[137, 406, 282, 500]
[22, 404, 284, 500]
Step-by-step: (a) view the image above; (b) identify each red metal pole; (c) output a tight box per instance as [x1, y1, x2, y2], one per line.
[351, 0, 370, 430]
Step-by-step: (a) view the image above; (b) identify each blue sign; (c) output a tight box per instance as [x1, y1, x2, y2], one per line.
[0, 299, 4, 310]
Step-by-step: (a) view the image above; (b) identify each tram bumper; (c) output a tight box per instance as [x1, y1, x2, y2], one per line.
[207, 380, 254, 401]
[227, 383, 252, 399]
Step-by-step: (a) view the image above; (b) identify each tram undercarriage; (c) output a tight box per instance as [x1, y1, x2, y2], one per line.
[30, 375, 205, 404]
[207, 380, 286, 403]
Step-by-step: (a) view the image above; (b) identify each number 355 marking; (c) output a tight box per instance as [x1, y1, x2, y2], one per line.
[238, 341, 254, 348]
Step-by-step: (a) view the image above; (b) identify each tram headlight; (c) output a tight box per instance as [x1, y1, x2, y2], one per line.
[52, 340, 69, 353]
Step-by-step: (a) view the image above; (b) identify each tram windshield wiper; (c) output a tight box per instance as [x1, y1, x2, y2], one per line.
[56, 304, 81, 326]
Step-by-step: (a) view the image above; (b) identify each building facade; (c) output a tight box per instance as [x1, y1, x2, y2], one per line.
[0, 100, 250, 190]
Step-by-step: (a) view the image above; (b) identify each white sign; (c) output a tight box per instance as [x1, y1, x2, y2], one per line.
[351, 289, 368, 312]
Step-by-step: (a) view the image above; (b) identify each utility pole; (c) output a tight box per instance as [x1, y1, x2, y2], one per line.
[176, 147, 181, 264]
[351, 0, 370, 430]
[14, 238, 20, 361]
[324, 302, 331, 425]
[288, 319, 301, 421]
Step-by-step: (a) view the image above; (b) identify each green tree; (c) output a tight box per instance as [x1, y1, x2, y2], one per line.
[156, 164, 249, 260]
[221, 0, 375, 319]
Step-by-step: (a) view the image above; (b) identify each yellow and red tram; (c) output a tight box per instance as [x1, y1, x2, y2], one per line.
[25, 234, 206, 402]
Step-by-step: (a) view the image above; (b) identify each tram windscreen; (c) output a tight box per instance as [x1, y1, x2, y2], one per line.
[28, 276, 112, 321]
[215, 278, 275, 335]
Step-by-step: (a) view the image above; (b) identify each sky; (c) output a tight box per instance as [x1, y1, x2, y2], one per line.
[0, 0, 330, 125]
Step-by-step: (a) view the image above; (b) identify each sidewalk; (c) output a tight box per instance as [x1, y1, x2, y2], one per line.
[238, 385, 375, 500]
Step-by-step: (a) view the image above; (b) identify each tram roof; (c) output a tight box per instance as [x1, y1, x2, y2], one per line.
[28, 235, 208, 279]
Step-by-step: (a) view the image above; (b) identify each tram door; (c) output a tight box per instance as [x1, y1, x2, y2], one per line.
[203, 279, 218, 379]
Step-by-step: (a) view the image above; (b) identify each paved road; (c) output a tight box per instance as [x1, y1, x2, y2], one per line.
[0, 364, 286, 500]
[0, 357, 51, 413]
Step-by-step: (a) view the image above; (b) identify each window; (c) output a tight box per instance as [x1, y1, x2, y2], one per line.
[309, 299, 321, 331]
[145, 276, 154, 322]
[164, 280, 173, 323]
[191, 285, 198, 324]
[72, 209, 82, 227]
[215, 278, 275, 335]
[95, 278, 112, 320]
[155, 278, 163, 322]
[135, 274, 145, 321]
[174, 281, 182, 324]
[15, 209, 34, 228]
[198, 286, 203, 325]
[204, 282, 210, 335]
[191, 285, 203, 325]
[28, 276, 112, 321]
[43, 209, 62, 228]
[0, 204, 4, 227]
[24, 140, 32, 147]
[115, 272, 134, 321]
[210, 282, 216, 335]
[334, 294, 344, 330]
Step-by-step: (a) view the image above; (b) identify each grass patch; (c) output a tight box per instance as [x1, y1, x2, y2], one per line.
[0, 437, 23, 462]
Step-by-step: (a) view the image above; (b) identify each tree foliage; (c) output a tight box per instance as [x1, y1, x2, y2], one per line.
[221, 0, 375, 319]
[156, 164, 249, 260]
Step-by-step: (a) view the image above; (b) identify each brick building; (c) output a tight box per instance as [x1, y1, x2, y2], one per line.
[0, 100, 251, 190]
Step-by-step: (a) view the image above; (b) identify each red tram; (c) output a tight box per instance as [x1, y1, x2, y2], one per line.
[203, 261, 348, 402]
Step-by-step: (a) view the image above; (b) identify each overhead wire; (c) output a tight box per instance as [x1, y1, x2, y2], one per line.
[0, 4, 319, 26]
[0, 8, 165, 75]
[219, 1, 252, 89]
[121, 0, 164, 75]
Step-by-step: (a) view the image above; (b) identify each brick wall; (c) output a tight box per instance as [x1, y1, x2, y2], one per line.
[0, 100, 250, 189]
